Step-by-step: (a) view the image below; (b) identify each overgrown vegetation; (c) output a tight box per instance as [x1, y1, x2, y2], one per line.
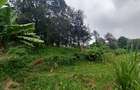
[0, 0, 44, 52]
[0, 0, 140, 90]
[114, 53, 140, 90]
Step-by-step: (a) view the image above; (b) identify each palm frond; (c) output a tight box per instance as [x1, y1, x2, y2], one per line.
[19, 40, 34, 47]
[0, 0, 7, 7]
[6, 23, 35, 34]
[17, 36, 44, 43]
[23, 33, 40, 39]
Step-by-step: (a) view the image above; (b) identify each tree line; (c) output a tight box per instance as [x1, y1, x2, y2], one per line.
[9, 0, 91, 47]
[1, 0, 140, 51]
[93, 30, 140, 50]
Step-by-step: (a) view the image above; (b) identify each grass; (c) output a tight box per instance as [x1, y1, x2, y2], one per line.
[114, 52, 140, 90]
[18, 62, 114, 90]
[0, 46, 136, 90]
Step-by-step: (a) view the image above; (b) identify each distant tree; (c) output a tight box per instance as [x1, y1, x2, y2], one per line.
[98, 37, 106, 45]
[118, 36, 129, 49]
[91, 30, 105, 47]
[70, 10, 90, 47]
[105, 33, 118, 49]
[128, 39, 140, 51]
[92, 30, 100, 43]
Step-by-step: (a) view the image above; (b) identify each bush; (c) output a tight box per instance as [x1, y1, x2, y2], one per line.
[114, 54, 140, 90]
[73, 52, 87, 60]
[114, 48, 127, 55]
[44, 55, 78, 68]
[0, 55, 30, 80]
[7, 46, 28, 56]
[85, 46, 104, 62]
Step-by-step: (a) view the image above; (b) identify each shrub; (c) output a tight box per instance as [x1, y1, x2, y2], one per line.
[114, 48, 127, 55]
[73, 52, 87, 60]
[85, 46, 104, 62]
[0, 56, 30, 80]
[44, 55, 78, 68]
[114, 53, 140, 90]
[7, 46, 28, 56]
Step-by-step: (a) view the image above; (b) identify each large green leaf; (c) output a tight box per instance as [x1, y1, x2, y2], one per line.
[0, 4, 10, 25]
[5, 23, 35, 34]
[0, 0, 7, 7]
[17, 36, 44, 43]
[0, 4, 44, 48]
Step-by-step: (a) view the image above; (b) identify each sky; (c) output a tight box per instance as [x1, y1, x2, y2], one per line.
[65, 0, 140, 39]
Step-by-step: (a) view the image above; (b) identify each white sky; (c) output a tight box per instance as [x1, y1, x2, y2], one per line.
[65, 0, 140, 39]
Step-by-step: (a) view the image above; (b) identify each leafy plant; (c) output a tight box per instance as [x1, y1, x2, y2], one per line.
[84, 45, 105, 62]
[114, 48, 127, 55]
[114, 53, 140, 90]
[0, 2, 44, 51]
[44, 56, 77, 67]
[0, 0, 6, 7]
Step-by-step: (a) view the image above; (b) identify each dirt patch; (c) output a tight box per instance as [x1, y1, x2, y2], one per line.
[3, 78, 19, 90]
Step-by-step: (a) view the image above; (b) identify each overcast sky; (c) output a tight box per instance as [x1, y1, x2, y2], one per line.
[65, 0, 140, 39]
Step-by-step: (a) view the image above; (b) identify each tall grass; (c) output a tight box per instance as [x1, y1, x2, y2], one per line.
[114, 52, 140, 90]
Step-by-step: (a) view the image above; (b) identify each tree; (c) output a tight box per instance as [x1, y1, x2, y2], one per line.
[69, 9, 91, 47]
[118, 36, 129, 49]
[128, 39, 140, 51]
[92, 30, 100, 43]
[9, 0, 49, 39]
[9, 0, 91, 47]
[9, 0, 67, 41]
[105, 33, 118, 49]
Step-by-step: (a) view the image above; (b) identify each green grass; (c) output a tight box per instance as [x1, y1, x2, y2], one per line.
[19, 62, 114, 90]
[0, 46, 128, 90]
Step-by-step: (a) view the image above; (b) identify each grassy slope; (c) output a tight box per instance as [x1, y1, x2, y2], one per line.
[0, 47, 116, 90]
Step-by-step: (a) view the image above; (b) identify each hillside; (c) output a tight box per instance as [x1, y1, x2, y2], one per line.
[0, 46, 115, 90]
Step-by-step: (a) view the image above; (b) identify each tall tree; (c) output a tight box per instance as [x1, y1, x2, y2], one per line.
[118, 36, 129, 49]
[92, 30, 100, 43]
[9, 0, 91, 47]
[105, 33, 118, 49]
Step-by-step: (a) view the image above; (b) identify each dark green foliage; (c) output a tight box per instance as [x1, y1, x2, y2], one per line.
[114, 48, 127, 55]
[86, 47, 104, 62]
[74, 44, 106, 63]
[105, 33, 118, 49]
[0, 47, 36, 80]
[0, 0, 7, 7]
[44, 55, 78, 68]
[0, 3, 44, 51]
[118, 36, 129, 49]
[73, 52, 87, 60]
[128, 39, 140, 51]
[10, 0, 91, 47]
[0, 47, 80, 80]
[7, 46, 30, 56]
[0, 56, 28, 80]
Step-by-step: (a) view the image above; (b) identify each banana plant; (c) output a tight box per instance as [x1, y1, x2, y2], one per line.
[0, 0, 6, 7]
[0, 1, 44, 51]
